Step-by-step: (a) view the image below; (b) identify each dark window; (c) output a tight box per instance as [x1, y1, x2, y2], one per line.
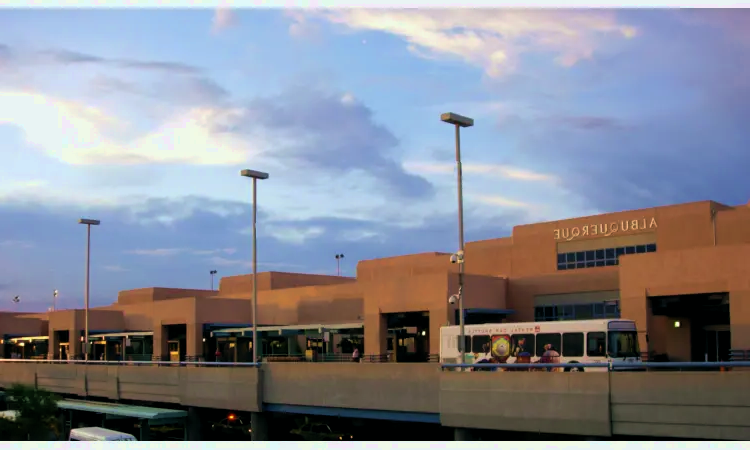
[535, 333, 562, 356]
[605, 248, 615, 259]
[595, 249, 605, 260]
[595, 260, 605, 267]
[576, 304, 593, 320]
[605, 302, 620, 317]
[562, 332, 584, 357]
[593, 303, 604, 318]
[562, 305, 575, 320]
[646, 243, 656, 252]
[576, 251, 585, 262]
[586, 261, 595, 268]
[557, 263, 567, 270]
[472, 335, 490, 353]
[534, 307, 544, 321]
[625, 246, 635, 254]
[635, 245, 646, 253]
[557, 253, 566, 264]
[567, 252, 576, 262]
[567, 263, 576, 269]
[615, 247, 625, 257]
[587, 332, 607, 357]
[576, 262, 585, 269]
[585, 250, 595, 261]
[605, 259, 617, 266]
[511, 334, 535, 357]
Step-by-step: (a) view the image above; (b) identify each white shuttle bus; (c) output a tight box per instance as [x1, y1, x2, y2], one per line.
[440, 319, 641, 372]
[69, 427, 138, 441]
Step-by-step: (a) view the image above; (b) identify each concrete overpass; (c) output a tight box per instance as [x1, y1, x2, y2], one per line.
[0, 361, 748, 440]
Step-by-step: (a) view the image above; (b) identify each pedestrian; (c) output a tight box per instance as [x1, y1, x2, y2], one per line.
[352, 347, 360, 363]
[215, 348, 221, 362]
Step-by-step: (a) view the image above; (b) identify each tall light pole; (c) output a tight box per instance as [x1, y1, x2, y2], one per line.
[240, 169, 269, 363]
[53, 290, 59, 311]
[78, 218, 100, 360]
[335, 254, 344, 276]
[210, 270, 218, 291]
[440, 112, 474, 364]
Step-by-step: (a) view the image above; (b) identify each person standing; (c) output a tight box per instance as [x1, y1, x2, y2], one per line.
[352, 347, 360, 363]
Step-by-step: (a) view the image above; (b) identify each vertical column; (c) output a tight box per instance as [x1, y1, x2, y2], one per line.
[454, 428, 474, 441]
[363, 312, 387, 361]
[186, 407, 203, 441]
[428, 307, 448, 359]
[185, 323, 204, 362]
[620, 294, 650, 357]
[152, 325, 169, 361]
[250, 412, 269, 441]
[48, 330, 59, 360]
[69, 328, 82, 359]
[139, 419, 151, 441]
[729, 290, 750, 352]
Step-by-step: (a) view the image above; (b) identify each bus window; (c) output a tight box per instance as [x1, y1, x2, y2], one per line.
[562, 333, 584, 357]
[511, 334, 535, 357]
[535, 333, 561, 356]
[587, 332, 606, 357]
[472, 335, 490, 354]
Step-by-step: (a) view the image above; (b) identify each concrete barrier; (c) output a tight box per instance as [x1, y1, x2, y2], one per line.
[611, 371, 750, 440]
[262, 363, 440, 413]
[439, 371, 612, 437]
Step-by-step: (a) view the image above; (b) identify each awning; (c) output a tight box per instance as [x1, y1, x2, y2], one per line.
[57, 399, 187, 424]
[88, 331, 153, 341]
[211, 322, 364, 337]
[6, 336, 49, 344]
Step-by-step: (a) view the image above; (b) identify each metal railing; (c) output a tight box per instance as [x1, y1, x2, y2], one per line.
[730, 349, 750, 361]
[441, 360, 750, 371]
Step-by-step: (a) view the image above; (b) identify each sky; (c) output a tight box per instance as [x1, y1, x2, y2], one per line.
[1, 8, 749, 311]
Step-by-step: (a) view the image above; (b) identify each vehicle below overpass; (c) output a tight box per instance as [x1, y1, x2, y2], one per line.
[0, 360, 749, 440]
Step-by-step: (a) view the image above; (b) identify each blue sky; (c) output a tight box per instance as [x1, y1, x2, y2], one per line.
[1, 8, 749, 311]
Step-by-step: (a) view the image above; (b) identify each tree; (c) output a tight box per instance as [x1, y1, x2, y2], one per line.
[3, 384, 61, 441]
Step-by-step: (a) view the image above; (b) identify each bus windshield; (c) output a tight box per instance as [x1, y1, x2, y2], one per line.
[608, 331, 640, 358]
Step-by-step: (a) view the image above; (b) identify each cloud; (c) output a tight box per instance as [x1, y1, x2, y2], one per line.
[404, 161, 557, 183]
[125, 247, 237, 257]
[26, 47, 203, 75]
[212, 8, 237, 33]
[303, 9, 637, 78]
[103, 265, 129, 272]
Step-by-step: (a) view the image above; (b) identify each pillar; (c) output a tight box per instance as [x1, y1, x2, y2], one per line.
[454, 428, 475, 441]
[186, 323, 204, 362]
[363, 312, 387, 360]
[250, 412, 269, 441]
[186, 407, 203, 441]
[139, 419, 151, 441]
[428, 307, 448, 358]
[70, 328, 82, 359]
[48, 330, 59, 360]
[152, 325, 169, 361]
[729, 290, 750, 352]
[620, 294, 650, 357]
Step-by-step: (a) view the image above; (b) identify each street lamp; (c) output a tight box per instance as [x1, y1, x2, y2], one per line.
[53, 290, 59, 311]
[210, 270, 218, 291]
[78, 218, 100, 360]
[440, 112, 474, 365]
[240, 169, 269, 364]
[335, 254, 345, 276]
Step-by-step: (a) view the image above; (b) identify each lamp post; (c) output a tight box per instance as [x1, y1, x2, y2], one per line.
[335, 254, 344, 276]
[240, 169, 269, 364]
[78, 218, 100, 360]
[53, 290, 59, 311]
[210, 270, 218, 291]
[440, 112, 474, 364]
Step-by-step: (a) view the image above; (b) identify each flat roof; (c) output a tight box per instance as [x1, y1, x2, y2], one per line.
[212, 322, 364, 336]
[57, 399, 187, 421]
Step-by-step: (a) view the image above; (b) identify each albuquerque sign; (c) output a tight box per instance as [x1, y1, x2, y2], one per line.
[554, 217, 658, 242]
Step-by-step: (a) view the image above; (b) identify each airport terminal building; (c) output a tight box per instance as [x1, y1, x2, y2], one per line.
[2, 199, 750, 364]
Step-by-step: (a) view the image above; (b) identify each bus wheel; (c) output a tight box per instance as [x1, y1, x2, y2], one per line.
[565, 362, 584, 372]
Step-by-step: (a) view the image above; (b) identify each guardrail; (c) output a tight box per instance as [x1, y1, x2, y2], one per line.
[0, 359, 261, 367]
[441, 361, 750, 371]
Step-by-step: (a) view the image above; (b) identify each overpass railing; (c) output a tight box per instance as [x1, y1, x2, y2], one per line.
[440, 361, 750, 371]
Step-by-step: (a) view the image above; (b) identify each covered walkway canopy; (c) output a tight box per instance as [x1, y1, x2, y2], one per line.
[57, 399, 188, 441]
[210, 322, 364, 337]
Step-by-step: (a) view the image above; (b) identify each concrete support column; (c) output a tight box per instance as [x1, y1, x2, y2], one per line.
[729, 290, 750, 351]
[49, 330, 60, 360]
[454, 428, 475, 441]
[152, 325, 169, 361]
[250, 412, 269, 441]
[185, 323, 204, 361]
[363, 312, 387, 360]
[70, 328, 82, 359]
[186, 407, 203, 441]
[428, 307, 448, 357]
[139, 419, 151, 441]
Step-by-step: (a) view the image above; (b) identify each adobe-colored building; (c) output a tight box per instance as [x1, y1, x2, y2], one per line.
[2, 199, 749, 364]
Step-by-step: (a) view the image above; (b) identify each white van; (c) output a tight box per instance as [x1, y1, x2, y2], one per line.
[69, 427, 137, 441]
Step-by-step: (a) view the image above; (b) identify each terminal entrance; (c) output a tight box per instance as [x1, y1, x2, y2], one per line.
[386, 312, 430, 362]
[650, 293, 730, 363]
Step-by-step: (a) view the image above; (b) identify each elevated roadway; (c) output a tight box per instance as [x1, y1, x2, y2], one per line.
[0, 361, 749, 440]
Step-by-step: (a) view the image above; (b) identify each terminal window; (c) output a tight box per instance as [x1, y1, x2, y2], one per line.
[556, 243, 656, 271]
[535, 301, 620, 322]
